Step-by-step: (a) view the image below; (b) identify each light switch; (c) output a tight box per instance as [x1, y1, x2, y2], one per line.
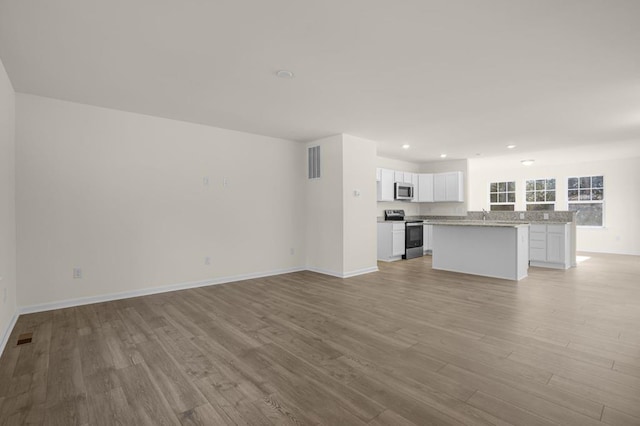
[353, 190, 361, 197]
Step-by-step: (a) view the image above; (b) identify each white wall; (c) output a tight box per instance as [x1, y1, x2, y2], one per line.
[468, 156, 640, 255]
[15, 94, 306, 308]
[306, 134, 378, 277]
[0, 57, 17, 350]
[342, 135, 377, 275]
[305, 135, 344, 275]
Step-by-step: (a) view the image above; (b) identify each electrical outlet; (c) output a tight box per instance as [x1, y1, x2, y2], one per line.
[222, 177, 229, 187]
[203, 176, 210, 186]
[73, 268, 82, 279]
[204, 257, 211, 265]
[543, 213, 549, 220]
[519, 213, 525, 219]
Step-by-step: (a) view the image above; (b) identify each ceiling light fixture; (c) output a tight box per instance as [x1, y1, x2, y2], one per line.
[440, 154, 447, 158]
[521, 159, 535, 166]
[507, 144, 516, 149]
[402, 144, 410, 149]
[275, 70, 294, 79]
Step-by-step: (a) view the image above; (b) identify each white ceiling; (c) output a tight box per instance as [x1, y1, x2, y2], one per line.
[1, 0, 639, 162]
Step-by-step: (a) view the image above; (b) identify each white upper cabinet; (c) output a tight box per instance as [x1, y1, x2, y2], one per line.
[376, 168, 395, 201]
[417, 173, 434, 202]
[403, 172, 414, 184]
[411, 173, 420, 202]
[433, 172, 464, 202]
[375, 168, 463, 203]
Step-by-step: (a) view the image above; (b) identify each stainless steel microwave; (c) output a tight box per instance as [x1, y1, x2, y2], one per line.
[394, 182, 414, 200]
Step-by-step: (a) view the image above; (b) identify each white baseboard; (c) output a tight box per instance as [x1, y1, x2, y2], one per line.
[305, 265, 379, 279]
[17, 264, 380, 316]
[304, 266, 344, 278]
[19, 266, 305, 315]
[342, 266, 379, 278]
[0, 310, 19, 357]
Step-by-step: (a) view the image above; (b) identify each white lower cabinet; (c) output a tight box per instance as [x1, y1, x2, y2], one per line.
[529, 224, 571, 269]
[423, 224, 433, 253]
[377, 222, 406, 261]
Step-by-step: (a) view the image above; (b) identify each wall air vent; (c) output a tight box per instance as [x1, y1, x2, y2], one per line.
[308, 145, 321, 179]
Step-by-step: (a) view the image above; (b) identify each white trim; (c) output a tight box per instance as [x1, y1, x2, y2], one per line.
[305, 266, 345, 278]
[305, 266, 379, 278]
[0, 310, 19, 357]
[18, 267, 305, 315]
[342, 266, 379, 278]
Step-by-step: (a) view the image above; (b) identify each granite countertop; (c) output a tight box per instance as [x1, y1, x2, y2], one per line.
[377, 218, 571, 225]
[425, 220, 529, 228]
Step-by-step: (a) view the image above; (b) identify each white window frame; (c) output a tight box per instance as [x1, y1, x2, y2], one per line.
[488, 181, 516, 211]
[525, 178, 557, 211]
[567, 175, 605, 228]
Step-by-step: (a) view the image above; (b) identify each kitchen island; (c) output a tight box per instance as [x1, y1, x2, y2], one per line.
[430, 221, 529, 281]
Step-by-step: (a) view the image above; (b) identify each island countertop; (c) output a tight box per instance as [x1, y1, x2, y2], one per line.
[426, 220, 530, 228]
[377, 218, 570, 226]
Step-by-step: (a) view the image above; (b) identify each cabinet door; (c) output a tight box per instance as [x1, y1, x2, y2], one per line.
[433, 172, 464, 202]
[411, 173, 419, 202]
[377, 169, 395, 201]
[394, 171, 404, 182]
[433, 174, 447, 201]
[444, 172, 464, 202]
[392, 231, 405, 256]
[418, 174, 434, 202]
[547, 233, 565, 263]
[403, 172, 414, 184]
[376, 168, 382, 182]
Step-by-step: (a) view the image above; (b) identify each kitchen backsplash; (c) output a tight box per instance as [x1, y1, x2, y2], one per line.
[465, 211, 576, 222]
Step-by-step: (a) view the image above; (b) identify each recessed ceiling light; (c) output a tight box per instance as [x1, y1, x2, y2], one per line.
[275, 70, 294, 79]
[507, 144, 516, 149]
[402, 144, 410, 149]
[475, 153, 482, 156]
[440, 154, 447, 158]
[521, 159, 535, 166]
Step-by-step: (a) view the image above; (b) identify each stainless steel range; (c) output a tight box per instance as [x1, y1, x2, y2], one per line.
[384, 210, 424, 260]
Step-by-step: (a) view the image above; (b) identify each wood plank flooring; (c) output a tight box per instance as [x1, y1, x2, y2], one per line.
[1, 252, 640, 425]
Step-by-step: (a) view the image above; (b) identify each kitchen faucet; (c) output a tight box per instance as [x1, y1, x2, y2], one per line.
[482, 208, 487, 221]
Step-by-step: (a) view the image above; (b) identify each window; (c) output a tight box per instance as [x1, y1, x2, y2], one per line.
[526, 178, 556, 211]
[489, 181, 515, 211]
[568, 175, 604, 227]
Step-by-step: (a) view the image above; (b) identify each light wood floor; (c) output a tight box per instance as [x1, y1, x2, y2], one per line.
[1, 253, 640, 425]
